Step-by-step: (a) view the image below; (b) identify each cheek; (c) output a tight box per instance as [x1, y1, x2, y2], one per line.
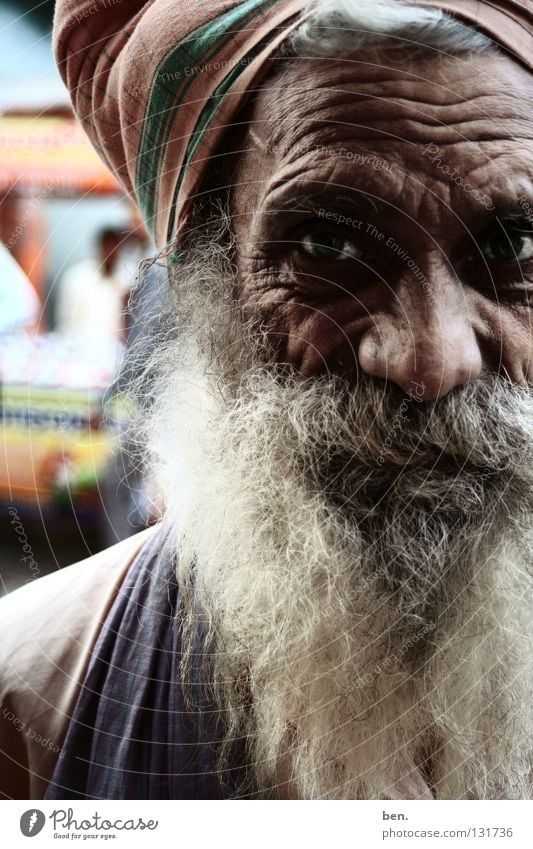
[494, 309, 533, 382]
[463, 295, 533, 382]
[239, 278, 373, 377]
[283, 308, 369, 377]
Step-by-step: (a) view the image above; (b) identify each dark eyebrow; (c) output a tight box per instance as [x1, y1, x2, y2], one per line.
[491, 196, 533, 225]
[271, 190, 382, 218]
[272, 190, 533, 228]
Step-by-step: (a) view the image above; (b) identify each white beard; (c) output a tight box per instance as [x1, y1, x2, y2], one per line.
[137, 215, 533, 799]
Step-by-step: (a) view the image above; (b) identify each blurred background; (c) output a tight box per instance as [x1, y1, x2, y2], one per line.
[0, 1, 160, 595]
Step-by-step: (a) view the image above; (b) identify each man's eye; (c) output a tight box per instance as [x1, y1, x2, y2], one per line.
[482, 227, 533, 263]
[300, 229, 361, 261]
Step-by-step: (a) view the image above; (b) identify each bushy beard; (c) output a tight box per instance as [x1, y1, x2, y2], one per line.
[135, 211, 533, 799]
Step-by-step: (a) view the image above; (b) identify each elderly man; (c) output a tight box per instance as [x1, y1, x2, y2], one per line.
[1, 0, 532, 800]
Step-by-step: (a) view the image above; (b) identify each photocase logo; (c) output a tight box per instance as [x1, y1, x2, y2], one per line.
[20, 809, 46, 837]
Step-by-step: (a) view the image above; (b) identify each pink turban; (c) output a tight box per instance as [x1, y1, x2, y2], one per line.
[53, 0, 533, 248]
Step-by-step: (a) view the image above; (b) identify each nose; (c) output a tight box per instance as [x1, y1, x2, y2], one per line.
[357, 286, 482, 401]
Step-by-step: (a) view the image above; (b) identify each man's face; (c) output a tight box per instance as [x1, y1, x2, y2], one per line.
[156, 47, 533, 799]
[230, 49, 533, 400]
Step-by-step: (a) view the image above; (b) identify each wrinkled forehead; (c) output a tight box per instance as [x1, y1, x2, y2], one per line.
[276, 52, 529, 123]
[234, 49, 533, 213]
[250, 51, 533, 148]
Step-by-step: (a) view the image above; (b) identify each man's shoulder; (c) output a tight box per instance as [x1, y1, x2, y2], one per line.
[0, 526, 157, 798]
[0, 526, 157, 678]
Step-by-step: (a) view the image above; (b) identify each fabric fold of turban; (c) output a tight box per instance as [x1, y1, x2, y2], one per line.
[53, 0, 533, 249]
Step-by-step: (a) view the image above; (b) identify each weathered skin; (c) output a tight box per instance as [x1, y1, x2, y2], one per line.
[230, 50, 533, 400]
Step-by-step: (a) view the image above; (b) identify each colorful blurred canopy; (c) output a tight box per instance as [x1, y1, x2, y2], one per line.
[0, 117, 120, 195]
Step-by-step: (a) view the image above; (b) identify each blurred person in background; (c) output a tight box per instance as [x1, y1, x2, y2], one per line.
[55, 226, 129, 344]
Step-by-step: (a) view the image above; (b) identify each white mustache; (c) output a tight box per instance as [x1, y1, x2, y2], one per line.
[258, 371, 533, 476]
